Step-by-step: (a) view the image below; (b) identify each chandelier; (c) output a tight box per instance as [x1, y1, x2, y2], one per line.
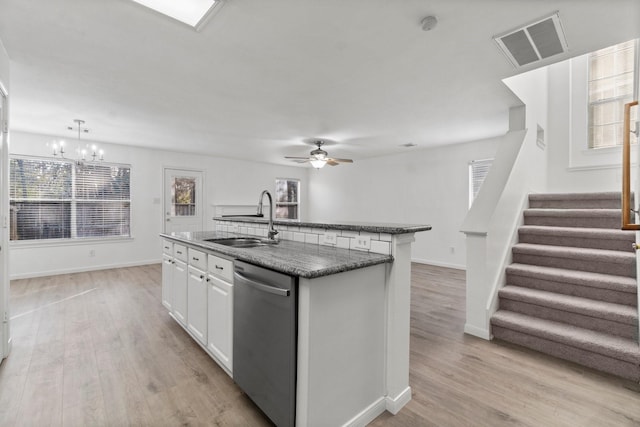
[52, 119, 104, 162]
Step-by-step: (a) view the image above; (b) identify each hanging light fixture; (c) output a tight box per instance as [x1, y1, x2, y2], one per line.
[53, 119, 104, 162]
[309, 158, 327, 169]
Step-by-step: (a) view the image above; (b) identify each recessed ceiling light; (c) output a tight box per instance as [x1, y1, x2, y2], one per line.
[131, 0, 223, 29]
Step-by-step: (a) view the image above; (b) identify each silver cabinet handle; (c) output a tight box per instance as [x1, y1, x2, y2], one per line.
[234, 271, 290, 297]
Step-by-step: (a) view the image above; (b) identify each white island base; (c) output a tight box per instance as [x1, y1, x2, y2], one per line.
[296, 234, 414, 426]
[163, 225, 420, 426]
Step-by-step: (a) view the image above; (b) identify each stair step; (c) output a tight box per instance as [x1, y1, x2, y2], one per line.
[518, 225, 635, 252]
[506, 263, 637, 306]
[523, 209, 622, 229]
[491, 311, 640, 382]
[512, 243, 636, 278]
[499, 286, 638, 339]
[529, 192, 627, 209]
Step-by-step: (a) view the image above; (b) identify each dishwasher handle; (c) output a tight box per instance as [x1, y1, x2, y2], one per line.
[234, 271, 290, 297]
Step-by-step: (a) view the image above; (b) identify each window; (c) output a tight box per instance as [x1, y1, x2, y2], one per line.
[10, 156, 131, 241]
[171, 177, 196, 216]
[588, 39, 637, 149]
[469, 159, 493, 208]
[275, 178, 300, 220]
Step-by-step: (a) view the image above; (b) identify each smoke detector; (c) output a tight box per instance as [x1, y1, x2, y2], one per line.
[493, 12, 568, 68]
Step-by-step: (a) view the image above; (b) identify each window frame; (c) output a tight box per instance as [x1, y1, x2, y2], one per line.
[587, 39, 637, 150]
[9, 154, 132, 244]
[568, 39, 639, 170]
[274, 178, 301, 221]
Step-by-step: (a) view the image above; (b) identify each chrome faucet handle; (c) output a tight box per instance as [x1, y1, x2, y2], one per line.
[268, 229, 279, 240]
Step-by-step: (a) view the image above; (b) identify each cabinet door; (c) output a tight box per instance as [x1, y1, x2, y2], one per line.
[188, 266, 208, 346]
[208, 275, 233, 372]
[172, 259, 188, 326]
[161, 254, 174, 310]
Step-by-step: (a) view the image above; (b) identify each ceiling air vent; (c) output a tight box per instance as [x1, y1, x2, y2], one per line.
[494, 12, 568, 68]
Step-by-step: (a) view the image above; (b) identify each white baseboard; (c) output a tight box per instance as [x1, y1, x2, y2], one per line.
[9, 259, 161, 280]
[411, 258, 466, 271]
[385, 386, 412, 415]
[342, 397, 386, 427]
[464, 323, 491, 340]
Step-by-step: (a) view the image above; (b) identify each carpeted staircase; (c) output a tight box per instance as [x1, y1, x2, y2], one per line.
[490, 192, 640, 382]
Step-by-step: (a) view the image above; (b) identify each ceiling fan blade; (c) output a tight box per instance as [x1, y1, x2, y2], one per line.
[285, 156, 311, 161]
[327, 158, 353, 163]
[326, 159, 340, 166]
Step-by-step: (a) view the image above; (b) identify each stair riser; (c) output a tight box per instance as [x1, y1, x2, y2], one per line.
[529, 199, 623, 209]
[499, 299, 638, 340]
[512, 253, 636, 278]
[506, 273, 638, 307]
[524, 216, 620, 229]
[491, 326, 640, 382]
[518, 233, 634, 252]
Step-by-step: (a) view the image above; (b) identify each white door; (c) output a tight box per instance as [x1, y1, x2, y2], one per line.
[0, 86, 9, 361]
[173, 259, 188, 326]
[208, 275, 233, 371]
[163, 168, 204, 233]
[187, 266, 207, 346]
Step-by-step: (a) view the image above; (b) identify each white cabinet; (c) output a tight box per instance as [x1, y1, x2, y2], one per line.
[207, 274, 233, 372]
[172, 259, 188, 326]
[161, 239, 233, 375]
[207, 253, 234, 372]
[188, 265, 208, 346]
[162, 239, 174, 310]
[161, 254, 174, 310]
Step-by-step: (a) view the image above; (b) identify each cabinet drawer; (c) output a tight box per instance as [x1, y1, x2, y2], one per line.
[174, 244, 188, 262]
[189, 248, 207, 271]
[162, 239, 173, 255]
[208, 254, 233, 282]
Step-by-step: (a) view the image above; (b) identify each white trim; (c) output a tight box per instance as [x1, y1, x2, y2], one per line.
[0, 84, 8, 362]
[566, 162, 636, 172]
[464, 323, 491, 340]
[10, 236, 134, 249]
[9, 259, 160, 280]
[385, 386, 412, 415]
[411, 258, 466, 271]
[341, 397, 386, 427]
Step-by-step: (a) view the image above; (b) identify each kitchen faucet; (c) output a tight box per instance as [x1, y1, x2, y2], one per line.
[257, 190, 279, 241]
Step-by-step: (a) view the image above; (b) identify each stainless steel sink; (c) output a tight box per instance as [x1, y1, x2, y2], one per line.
[205, 237, 278, 248]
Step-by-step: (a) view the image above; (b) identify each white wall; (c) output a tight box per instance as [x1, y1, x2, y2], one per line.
[308, 138, 499, 269]
[461, 66, 550, 338]
[9, 131, 308, 278]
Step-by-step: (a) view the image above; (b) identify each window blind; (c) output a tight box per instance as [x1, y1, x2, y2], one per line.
[469, 159, 493, 208]
[9, 156, 131, 241]
[75, 163, 131, 238]
[588, 39, 637, 149]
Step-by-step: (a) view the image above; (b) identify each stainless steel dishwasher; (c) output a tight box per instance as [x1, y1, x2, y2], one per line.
[233, 260, 297, 427]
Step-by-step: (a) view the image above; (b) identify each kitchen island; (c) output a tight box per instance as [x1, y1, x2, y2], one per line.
[161, 218, 431, 426]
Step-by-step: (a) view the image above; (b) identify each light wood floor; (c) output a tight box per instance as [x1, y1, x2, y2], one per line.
[1, 263, 639, 426]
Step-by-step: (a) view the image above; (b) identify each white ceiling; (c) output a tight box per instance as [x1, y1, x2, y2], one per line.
[0, 0, 639, 166]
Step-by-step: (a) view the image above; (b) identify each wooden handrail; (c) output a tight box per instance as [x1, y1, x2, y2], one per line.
[622, 100, 639, 230]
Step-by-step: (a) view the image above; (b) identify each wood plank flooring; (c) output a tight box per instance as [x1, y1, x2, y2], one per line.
[1, 263, 639, 426]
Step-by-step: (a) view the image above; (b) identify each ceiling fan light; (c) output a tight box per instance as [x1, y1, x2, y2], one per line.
[310, 158, 327, 169]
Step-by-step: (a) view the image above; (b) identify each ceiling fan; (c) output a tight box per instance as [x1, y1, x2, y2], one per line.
[285, 140, 354, 169]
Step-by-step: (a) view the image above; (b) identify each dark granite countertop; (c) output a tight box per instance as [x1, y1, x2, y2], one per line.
[161, 231, 393, 279]
[214, 217, 432, 234]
